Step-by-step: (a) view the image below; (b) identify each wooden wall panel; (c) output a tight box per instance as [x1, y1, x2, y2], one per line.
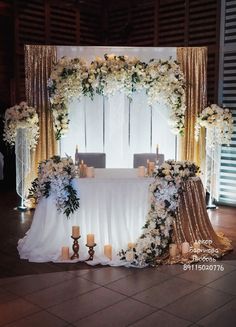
[158, 0, 185, 46]
[13, 0, 102, 102]
[106, 0, 220, 102]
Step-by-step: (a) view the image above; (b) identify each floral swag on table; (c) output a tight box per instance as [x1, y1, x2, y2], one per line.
[3, 101, 39, 150]
[29, 156, 80, 218]
[48, 54, 186, 139]
[119, 160, 200, 267]
[195, 104, 233, 148]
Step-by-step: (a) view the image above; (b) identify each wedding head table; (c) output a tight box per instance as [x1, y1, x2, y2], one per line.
[18, 167, 232, 266]
[18, 169, 153, 263]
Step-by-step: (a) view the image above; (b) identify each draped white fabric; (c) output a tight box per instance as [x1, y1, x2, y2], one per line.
[18, 169, 153, 264]
[57, 46, 177, 167]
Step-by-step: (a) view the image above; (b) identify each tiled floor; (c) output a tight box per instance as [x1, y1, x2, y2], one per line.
[0, 192, 236, 326]
[0, 262, 236, 326]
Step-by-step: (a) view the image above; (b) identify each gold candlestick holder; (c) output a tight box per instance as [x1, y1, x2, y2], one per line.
[71, 235, 81, 260]
[86, 243, 96, 261]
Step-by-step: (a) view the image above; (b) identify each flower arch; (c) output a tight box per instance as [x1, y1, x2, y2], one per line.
[48, 54, 186, 140]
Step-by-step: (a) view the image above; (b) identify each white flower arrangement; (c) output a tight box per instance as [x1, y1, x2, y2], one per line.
[119, 160, 200, 267]
[195, 104, 233, 148]
[3, 101, 39, 150]
[29, 156, 79, 218]
[49, 55, 186, 139]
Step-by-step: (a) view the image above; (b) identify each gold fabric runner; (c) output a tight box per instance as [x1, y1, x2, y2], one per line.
[171, 177, 232, 263]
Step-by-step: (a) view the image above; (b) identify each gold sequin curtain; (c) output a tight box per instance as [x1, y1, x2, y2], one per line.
[25, 45, 57, 179]
[177, 47, 207, 170]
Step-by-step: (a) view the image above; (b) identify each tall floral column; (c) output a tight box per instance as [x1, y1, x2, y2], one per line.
[195, 104, 233, 204]
[3, 102, 39, 209]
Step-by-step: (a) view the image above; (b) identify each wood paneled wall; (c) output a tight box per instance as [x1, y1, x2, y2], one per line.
[0, 0, 220, 109]
[105, 0, 221, 103]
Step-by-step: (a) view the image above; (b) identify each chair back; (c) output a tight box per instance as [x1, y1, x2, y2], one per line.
[75, 152, 106, 168]
[133, 153, 165, 168]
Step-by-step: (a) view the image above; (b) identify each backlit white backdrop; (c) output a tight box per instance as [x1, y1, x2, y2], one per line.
[57, 46, 177, 168]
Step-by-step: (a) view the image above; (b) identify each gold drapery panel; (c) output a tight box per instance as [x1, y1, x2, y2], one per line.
[177, 47, 207, 170]
[25, 45, 57, 179]
[173, 178, 232, 259]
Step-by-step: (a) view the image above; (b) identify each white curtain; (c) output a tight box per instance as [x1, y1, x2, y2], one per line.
[58, 46, 177, 167]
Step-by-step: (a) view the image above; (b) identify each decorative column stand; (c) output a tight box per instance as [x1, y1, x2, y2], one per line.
[15, 128, 30, 211]
[71, 236, 81, 260]
[86, 243, 96, 261]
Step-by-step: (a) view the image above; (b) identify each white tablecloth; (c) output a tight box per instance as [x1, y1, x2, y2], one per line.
[18, 169, 153, 263]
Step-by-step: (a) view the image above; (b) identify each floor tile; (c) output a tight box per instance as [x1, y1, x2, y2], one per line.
[24, 277, 99, 308]
[0, 276, 27, 287]
[178, 262, 235, 285]
[0, 287, 18, 304]
[67, 268, 97, 277]
[81, 267, 132, 286]
[132, 277, 201, 308]
[106, 270, 170, 296]
[207, 271, 236, 295]
[2, 272, 73, 296]
[164, 286, 232, 323]
[158, 264, 185, 276]
[198, 297, 236, 327]
[73, 298, 155, 327]
[3, 311, 68, 327]
[48, 287, 126, 323]
[129, 310, 192, 327]
[221, 260, 236, 267]
[0, 298, 40, 326]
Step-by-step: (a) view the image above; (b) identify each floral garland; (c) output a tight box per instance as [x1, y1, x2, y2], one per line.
[195, 104, 233, 148]
[48, 54, 186, 139]
[29, 156, 79, 218]
[119, 160, 200, 267]
[3, 101, 39, 150]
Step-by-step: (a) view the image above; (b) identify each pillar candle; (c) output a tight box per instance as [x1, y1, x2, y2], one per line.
[128, 242, 136, 249]
[156, 144, 159, 154]
[169, 243, 177, 258]
[104, 244, 112, 260]
[86, 166, 94, 178]
[87, 234, 95, 246]
[193, 241, 200, 249]
[72, 226, 80, 238]
[149, 161, 155, 174]
[181, 241, 190, 254]
[138, 166, 145, 177]
[61, 246, 70, 260]
[146, 160, 150, 175]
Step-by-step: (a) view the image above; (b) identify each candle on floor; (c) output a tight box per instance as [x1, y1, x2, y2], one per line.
[104, 244, 112, 260]
[128, 242, 136, 249]
[72, 226, 80, 238]
[87, 234, 95, 246]
[181, 241, 190, 255]
[61, 246, 70, 260]
[169, 243, 177, 258]
[138, 166, 145, 177]
[193, 241, 201, 253]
